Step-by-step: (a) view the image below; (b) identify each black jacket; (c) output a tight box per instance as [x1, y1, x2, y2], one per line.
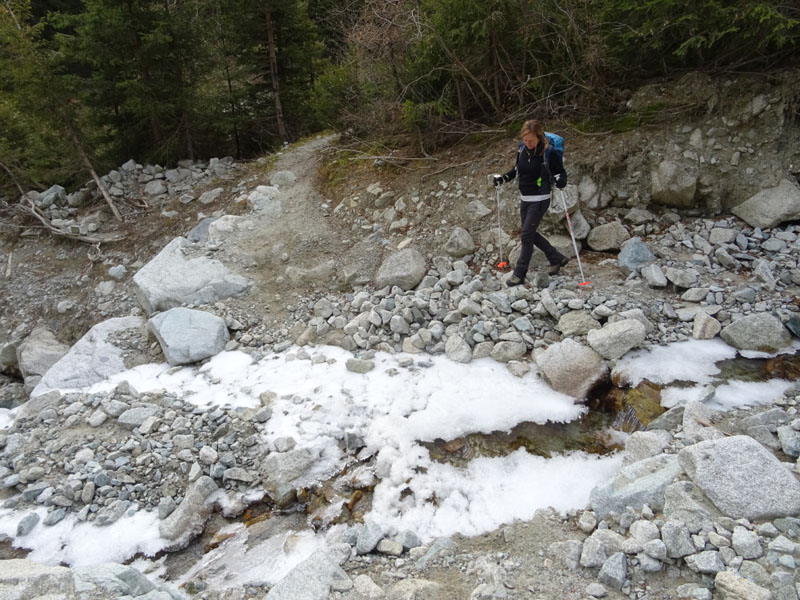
[501, 141, 567, 196]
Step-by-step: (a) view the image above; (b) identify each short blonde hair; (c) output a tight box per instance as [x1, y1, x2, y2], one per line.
[521, 120, 549, 152]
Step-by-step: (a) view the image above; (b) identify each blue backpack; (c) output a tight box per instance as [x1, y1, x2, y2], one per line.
[518, 131, 564, 161]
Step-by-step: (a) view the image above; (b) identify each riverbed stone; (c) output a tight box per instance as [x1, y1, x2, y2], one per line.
[590, 454, 682, 519]
[731, 178, 800, 229]
[375, 248, 427, 290]
[732, 526, 763, 559]
[149, 308, 229, 366]
[586, 319, 646, 360]
[678, 435, 800, 519]
[535, 338, 608, 399]
[618, 237, 656, 275]
[580, 529, 626, 568]
[714, 570, 773, 600]
[587, 222, 630, 252]
[598, 552, 627, 590]
[720, 312, 791, 353]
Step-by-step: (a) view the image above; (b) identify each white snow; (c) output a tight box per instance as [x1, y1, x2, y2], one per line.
[613, 339, 737, 386]
[3, 338, 794, 589]
[0, 507, 165, 567]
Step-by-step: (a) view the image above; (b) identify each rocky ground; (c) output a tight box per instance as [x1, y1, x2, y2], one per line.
[0, 70, 800, 599]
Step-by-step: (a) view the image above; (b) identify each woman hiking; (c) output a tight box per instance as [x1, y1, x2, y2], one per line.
[493, 120, 569, 287]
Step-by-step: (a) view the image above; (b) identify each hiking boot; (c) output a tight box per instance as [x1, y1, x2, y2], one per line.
[506, 275, 525, 287]
[548, 256, 570, 275]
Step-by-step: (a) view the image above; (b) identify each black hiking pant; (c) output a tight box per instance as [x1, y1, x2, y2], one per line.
[513, 198, 564, 279]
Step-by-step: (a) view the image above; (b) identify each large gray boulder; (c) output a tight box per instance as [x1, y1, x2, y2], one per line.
[133, 236, 251, 315]
[720, 312, 791, 353]
[586, 222, 630, 252]
[374, 248, 427, 290]
[651, 160, 697, 208]
[732, 178, 800, 229]
[159, 475, 218, 551]
[264, 549, 349, 600]
[678, 435, 800, 520]
[0, 559, 75, 599]
[589, 454, 683, 519]
[586, 319, 647, 360]
[148, 308, 228, 366]
[31, 316, 147, 398]
[617, 237, 656, 276]
[444, 227, 475, 257]
[73, 563, 156, 597]
[16, 327, 70, 392]
[535, 338, 608, 399]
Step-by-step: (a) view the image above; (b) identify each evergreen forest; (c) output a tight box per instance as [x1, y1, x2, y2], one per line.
[1, 0, 798, 197]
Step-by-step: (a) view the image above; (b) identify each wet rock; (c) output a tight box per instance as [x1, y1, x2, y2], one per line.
[158, 475, 218, 551]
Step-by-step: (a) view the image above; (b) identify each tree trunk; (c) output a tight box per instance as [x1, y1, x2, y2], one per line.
[0, 159, 26, 198]
[69, 127, 123, 222]
[265, 9, 289, 143]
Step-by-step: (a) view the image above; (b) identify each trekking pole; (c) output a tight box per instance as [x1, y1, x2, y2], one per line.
[494, 179, 508, 270]
[557, 187, 590, 287]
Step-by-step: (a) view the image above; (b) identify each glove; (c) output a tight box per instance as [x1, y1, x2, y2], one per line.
[493, 175, 503, 187]
[554, 174, 567, 189]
